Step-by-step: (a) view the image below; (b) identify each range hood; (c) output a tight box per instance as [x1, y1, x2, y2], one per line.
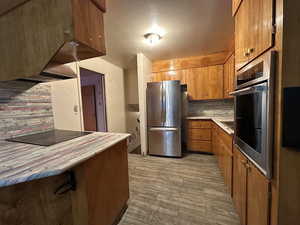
[19, 63, 77, 83]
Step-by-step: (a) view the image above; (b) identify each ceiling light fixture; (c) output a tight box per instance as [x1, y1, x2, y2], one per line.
[144, 33, 162, 45]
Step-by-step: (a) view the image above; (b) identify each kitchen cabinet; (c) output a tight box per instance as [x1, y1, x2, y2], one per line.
[233, 146, 248, 225]
[232, 0, 243, 16]
[150, 70, 188, 84]
[187, 120, 212, 153]
[213, 123, 233, 195]
[223, 53, 235, 98]
[247, 163, 270, 225]
[235, 0, 274, 70]
[0, 141, 129, 225]
[187, 65, 224, 100]
[0, 0, 106, 81]
[233, 146, 270, 225]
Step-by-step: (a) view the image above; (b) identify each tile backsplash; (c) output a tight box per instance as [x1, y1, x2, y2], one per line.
[188, 99, 234, 117]
[0, 80, 54, 140]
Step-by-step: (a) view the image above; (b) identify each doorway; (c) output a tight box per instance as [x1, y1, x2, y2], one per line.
[80, 68, 107, 132]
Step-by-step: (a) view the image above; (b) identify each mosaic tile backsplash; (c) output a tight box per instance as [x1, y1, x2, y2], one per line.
[0, 80, 54, 140]
[188, 99, 234, 117]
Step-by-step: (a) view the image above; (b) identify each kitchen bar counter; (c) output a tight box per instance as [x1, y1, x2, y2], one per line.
[0, 132, 130, 188]
[186, 116, 234, 135]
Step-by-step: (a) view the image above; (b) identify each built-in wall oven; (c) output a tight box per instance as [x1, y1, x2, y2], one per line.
[231, 51, 276, 178]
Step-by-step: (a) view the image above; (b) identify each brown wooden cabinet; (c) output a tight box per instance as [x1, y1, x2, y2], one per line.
[212, 123, 233, 195]
[235, 0, 274, 70]
[247, 163, 270, 225]
[0, 0, 106, 81]
[187, 120, 212, 153]
[223, 53, 235, 98]
[187, 65, 224, 100]
[233, 146, 248, 225]
[233, 146, 270, 225]
[150, 70, 188, 84]
[232, 0, 243, 16]
[0, 141, 128, 225]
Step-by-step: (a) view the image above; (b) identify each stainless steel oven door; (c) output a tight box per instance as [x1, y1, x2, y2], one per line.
[231, 82, 273, 178]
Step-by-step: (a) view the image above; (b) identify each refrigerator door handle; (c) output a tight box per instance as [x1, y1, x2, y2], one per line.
[149, 127, 178, 131]
[160, 84, 165, 126]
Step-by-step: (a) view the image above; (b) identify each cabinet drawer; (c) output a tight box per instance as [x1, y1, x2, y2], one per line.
[187, 120, 211, 129]
[188, 129, 211, 141]
[187, 140, 212, 153]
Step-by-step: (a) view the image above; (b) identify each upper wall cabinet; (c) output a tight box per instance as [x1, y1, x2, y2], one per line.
[232, 0, 243, 16]
[0, 0, 106, 81]
[223, 54, 235, 98]
[150, 70, 188, 85]
[235, 0, 274, 70]
[187, 65, 224, 101]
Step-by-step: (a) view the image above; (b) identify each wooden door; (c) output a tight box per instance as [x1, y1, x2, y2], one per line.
[187, 65, 223, 100]
[247, 162, 270, 225]
[247, 0, 274, 63]
[223, 54, 235, 98]
[81, 85, 98, 131]
[233, 147, 248, 225]
[235, 0, 250, 70]
[232, 0, 243, 16]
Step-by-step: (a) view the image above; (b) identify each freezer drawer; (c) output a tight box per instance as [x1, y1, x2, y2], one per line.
[148, 128, 181, 157]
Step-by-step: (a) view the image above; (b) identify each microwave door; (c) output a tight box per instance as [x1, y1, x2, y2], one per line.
[147, 82, 165, 127]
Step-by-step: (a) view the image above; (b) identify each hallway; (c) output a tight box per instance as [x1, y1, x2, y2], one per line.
[119, 154, 240, 225]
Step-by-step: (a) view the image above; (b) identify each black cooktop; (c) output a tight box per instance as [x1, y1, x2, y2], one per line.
[6, 129, 92, 146]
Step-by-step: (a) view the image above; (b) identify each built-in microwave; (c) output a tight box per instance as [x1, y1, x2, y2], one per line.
[231, 51, 276, 178]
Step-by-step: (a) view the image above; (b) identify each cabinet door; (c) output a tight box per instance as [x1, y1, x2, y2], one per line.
[233, 147, 247, 225]
[187, 65, 223, 100]
[88, 1, 105, 54]
[247, 163, 270, 225]
[235, 0, 250, 70]
[72, 0, 105, 54]
[232, 0, 243, 16]
[223, 54, 235, 98]
[235, 0, 274, 70]
[248, 0, 273, 63]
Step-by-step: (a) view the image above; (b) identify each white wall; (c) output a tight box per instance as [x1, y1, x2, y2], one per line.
[51, 58, 126, 134]
[137, 53, 152, 155]
[79, 57, 127, 133]
[124, 58, 140, 152]
[51, 78, 83, 131]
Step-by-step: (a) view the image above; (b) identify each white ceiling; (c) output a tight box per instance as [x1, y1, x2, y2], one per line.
[102, 0, 234, 68]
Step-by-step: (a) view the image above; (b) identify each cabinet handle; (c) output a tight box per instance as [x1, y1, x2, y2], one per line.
[246, 163, 251, 171]
[54, 171, 76, 195]
[244, 51, 250, 57]
[249, 48, 255, 54]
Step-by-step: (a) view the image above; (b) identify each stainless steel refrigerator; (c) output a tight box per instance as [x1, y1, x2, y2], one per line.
[147, 80, 182, 157]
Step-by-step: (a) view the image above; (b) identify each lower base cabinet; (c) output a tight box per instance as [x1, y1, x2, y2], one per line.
[212, 123, 233, 195]
[233, 146, 270, 225]
[0, 140, 129, 225]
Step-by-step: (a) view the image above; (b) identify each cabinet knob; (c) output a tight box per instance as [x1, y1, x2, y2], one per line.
[244, 51, 250, 57]
[249, 48, 255, 54]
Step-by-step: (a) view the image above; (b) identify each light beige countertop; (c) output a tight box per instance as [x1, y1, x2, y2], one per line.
[0, 132, 130, 188]
[186, 116, 234, 135]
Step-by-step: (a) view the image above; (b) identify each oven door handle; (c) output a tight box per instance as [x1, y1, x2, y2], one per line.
[229, 87, 254, 96]
[230, 85, 267, 96]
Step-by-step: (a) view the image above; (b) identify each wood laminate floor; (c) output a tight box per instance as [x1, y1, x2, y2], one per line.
[118, 153, 240, 225]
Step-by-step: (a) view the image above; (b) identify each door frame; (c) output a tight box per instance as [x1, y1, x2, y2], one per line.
[80, 67, 107, 132]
